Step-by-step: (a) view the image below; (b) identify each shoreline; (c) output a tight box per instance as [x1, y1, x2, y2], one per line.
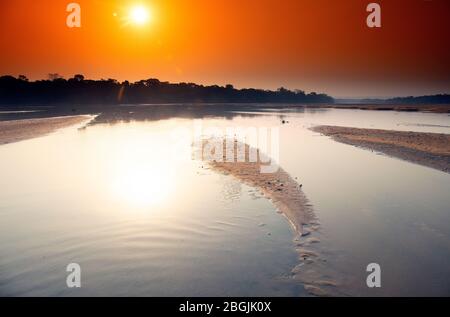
[311, 125, 450, 173]
[0, 115, 93, 146]
[198, 139, 318, 238]
[198, 139, 341, 296]
[310, 104, 450, 114]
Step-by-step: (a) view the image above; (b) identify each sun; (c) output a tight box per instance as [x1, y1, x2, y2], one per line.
[129, 5, 151, 25]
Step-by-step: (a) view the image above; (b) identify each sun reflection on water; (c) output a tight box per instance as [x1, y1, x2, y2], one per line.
[111, 160, 173, 208]
[105, 125, 179, 209]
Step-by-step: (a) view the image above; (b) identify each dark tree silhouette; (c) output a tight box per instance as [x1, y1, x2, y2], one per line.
[386, 95, 450, 104]
[0, 74, 334, 105]
[48, 73, 62, 81]
[73, 74, 85, 82]
[18, 75, 29, 82]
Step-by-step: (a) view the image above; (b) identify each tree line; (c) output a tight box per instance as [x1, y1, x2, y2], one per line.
[0, 74, 334, 105]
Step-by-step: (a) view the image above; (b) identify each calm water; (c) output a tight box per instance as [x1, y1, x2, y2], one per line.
[0, 107, 449, 296]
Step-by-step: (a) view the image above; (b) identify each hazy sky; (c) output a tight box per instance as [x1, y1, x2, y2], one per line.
[0, 0, 449, 98]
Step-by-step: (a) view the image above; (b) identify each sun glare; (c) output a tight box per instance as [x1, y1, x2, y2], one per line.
[107, 128, 177, 209]
[112, 164, 172, 208]
[129, 5, 151, 25]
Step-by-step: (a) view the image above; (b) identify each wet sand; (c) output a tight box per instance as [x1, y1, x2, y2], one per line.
[0, 115, 92, 145]
[197, 139, 340, 296]
[311, 104, 450, 113]
[198, 139, 317, 237]
[312, 125, 450, 173]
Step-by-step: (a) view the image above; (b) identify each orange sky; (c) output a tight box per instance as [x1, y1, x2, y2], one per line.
[0, 0, 449, 97]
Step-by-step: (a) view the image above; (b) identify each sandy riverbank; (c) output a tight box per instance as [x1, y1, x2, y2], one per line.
[312, 104, 450, 113]
[0, 115, 92, 145]
[312, 125, 450, 173]
[198, 139, 318, 237]
[196, 139, 341, 295]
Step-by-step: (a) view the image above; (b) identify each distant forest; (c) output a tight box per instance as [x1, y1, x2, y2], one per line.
[359, 94, 450, 105]
[0, 74, 334, 105]
[386, 94, 450, 104]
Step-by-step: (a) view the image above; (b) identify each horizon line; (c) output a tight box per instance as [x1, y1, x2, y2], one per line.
[1, 73, 449, 101]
